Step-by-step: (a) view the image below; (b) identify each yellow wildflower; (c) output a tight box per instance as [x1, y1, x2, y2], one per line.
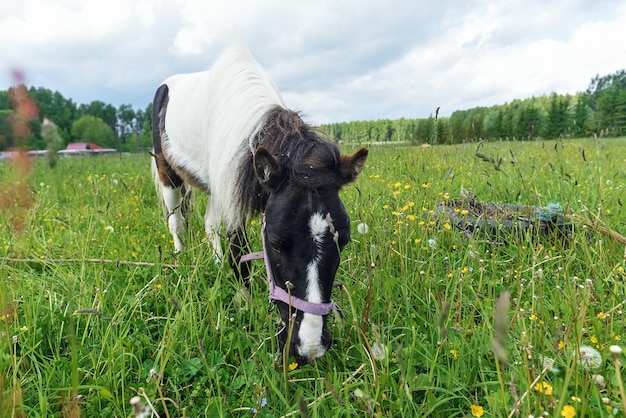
[288, 362, 298, 371]
[534, 381, 553, 395]
[470, 404, 484, 417]
[561, 405, 576, 418]
[450, 349, 458, 360]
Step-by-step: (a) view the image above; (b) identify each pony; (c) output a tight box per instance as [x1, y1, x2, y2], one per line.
[151, 46, 368, 363]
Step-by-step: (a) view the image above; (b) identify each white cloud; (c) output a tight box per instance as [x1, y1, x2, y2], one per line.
[0, 0, 625, 123]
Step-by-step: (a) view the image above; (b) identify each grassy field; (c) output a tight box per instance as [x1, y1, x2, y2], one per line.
[1, 137, 625, 417]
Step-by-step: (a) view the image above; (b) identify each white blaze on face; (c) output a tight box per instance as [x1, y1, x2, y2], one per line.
[296, 212, 329, 360]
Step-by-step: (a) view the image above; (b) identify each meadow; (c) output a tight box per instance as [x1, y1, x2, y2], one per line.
[1, 137, 625, 417]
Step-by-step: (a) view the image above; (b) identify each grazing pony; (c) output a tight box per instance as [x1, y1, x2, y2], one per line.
[151, 47, 368, 362]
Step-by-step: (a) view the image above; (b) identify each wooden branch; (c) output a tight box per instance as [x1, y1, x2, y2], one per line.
[0, 257, 178, 269]
[564, 213, 626, 245]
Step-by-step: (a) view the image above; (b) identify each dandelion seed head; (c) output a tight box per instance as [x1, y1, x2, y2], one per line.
[577, 345, 602, 370]
[371, 342, 387, 361]
[539, 355, 559, 373]
[357, 223, 369, 234]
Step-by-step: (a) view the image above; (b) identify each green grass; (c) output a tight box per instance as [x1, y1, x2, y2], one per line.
[1, 137, 625, 417]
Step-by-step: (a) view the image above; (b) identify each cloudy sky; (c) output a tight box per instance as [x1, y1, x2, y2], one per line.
[1, 0, 625, 124]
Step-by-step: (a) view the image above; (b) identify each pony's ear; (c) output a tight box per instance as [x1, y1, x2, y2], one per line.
[340, 148, 368, 184]
[254, 146, 282, 188]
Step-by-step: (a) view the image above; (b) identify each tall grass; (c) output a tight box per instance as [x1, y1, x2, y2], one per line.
[1, 137, 625, 417]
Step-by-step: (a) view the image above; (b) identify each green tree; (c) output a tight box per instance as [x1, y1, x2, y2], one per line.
[0, 109, 13, 150]
[71, 115, 115, 148]
[572, 94, 590, 137]
[29, 87, 77, 143]
[516, 103, 542, 140]
[116, 103, 136, 145]
[78, 101, 117, 135]
[544, 93, 571, 139]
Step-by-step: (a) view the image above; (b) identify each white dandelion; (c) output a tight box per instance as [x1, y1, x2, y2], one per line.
[538, 355, 559, 373]
[592, 374, 607, 388]
[577, 345, 602, 370]
[357, 223, 369, 234]
[371, 342, 388, 361]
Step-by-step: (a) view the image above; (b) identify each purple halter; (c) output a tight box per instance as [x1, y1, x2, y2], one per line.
[240, 219, 343, 317]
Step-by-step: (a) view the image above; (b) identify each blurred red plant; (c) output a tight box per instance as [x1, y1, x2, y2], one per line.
[0, 70, 39, 233]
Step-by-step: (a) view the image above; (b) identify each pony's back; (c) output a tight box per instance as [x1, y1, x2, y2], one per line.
[158, 46, 285, 229]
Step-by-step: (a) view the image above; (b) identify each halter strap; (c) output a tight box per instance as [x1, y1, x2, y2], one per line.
[240, 219, 344, 317]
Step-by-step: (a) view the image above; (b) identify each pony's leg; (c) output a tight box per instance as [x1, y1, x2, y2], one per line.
[162, 185, 186, 252]
[228, 227, 252, 284]
[204, 198, 224, 258]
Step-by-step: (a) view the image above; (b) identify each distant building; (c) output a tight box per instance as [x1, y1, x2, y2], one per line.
[0, 143, 118, 162]
[58, 143, 117, 155]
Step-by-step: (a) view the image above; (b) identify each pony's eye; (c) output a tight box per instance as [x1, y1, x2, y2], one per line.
[269, 235, 288, 251]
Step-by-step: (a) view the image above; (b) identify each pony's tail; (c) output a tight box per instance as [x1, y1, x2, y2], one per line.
[151, 84, 170, 220]
[150, 83, 194, 221]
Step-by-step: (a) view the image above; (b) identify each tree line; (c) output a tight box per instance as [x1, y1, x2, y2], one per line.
[0, 69, 624, 152]
[0, 87, 153, 152]
[322, 69, 626, 144]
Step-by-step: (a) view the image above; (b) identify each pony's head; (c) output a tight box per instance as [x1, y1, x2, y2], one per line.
[252, 110, 368, 363]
